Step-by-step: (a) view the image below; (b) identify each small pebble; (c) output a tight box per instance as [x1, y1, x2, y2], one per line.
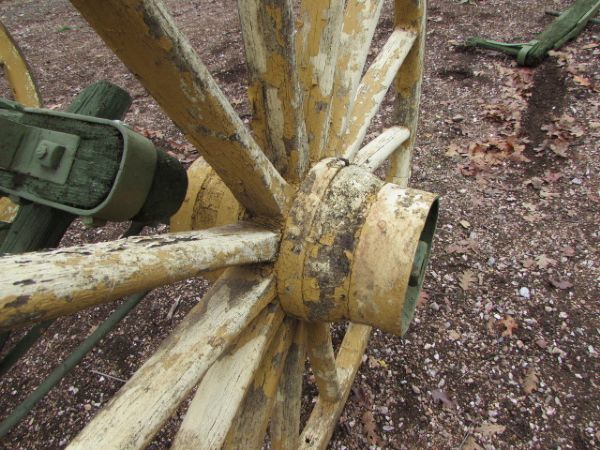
[519, 287, 531, 299]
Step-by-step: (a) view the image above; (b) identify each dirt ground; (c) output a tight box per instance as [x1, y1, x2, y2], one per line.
[0, 0, 599, 449]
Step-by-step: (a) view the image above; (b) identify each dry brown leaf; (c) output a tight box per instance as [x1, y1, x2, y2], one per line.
[560, 246, 576, 257]
[431, 389, 456, 409]
[476, 423, 506, 436]
[416, 290, 429, 308]
[459, 270, 476, 291]
[461, 436, 484, 450]
[523, 368, 539, 394]
[549, 278, 573, 290]
[500, 316, 518, 337]
[361, 411, 380, 446]
[536, 254, 557, 270]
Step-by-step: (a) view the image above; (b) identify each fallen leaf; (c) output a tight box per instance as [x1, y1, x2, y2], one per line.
[549, 139, 569, 158]
[536, 254, 557, 269]
[362, 411, 380, 446]
[476, 423, 506, 436]
[445, 144, 462, 157]
[461, 436, 484, 450]
[500, 316, 518, 337]
[560, 246, 576, 257]
[522, 257, 535, 268]
[431, 389, 456, 409]
[523, 368, 539, 394]
[572, 74, 592, 88]
[549, 278, 573, 290]
[448, 330, 461, 340]
[524, 177, 544, 190]
[543, 171, 562, 183]
[459, 270, 477, 291]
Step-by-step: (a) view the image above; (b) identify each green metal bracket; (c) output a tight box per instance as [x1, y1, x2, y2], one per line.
[0, 105, 158, 221]
[0, 117, 80, 184]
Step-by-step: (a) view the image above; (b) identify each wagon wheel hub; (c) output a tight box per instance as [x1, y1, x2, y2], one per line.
[277, 158, 438, 335]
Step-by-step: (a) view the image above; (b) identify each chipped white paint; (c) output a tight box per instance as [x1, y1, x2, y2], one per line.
[70, 0, 289, 217]
[300, 324, 371, 449]
[325, 0, 384, 157]
[353, 126, 410, 171]
[342, 28, 416, 160]
[172, 303, 285, 450]
[67, 267, 276, 450]
[0, 223, 279, 329]
[296, 0, 345, 163]
[238, 0, 308, 181]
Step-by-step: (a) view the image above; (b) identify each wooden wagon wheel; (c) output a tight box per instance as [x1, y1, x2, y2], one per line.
[0, 22, 41, 227]
[0, 1, 436, 449]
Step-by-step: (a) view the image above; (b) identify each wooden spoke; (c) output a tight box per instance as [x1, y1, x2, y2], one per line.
[342, 28, 416, 160]
[69, 0, 289, 218]
[325, 0, 384, 158]
[0, 21, 41, 107]
[271, 320, 307, 450]
[300, 324, 371, 450]
[67, 267, 276, 450]
[296, 0, 345, 163]
[224, 317, 296, 449]
[387, 0, 427, 185]
[0, 223, 279, 330]
[306, 322, 340, 402]
[238, 0, 308, 182]
[172, 303, 285, 449]
[353, 126, 410, 171]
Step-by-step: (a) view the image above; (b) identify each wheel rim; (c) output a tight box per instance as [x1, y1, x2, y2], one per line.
[0, 1, 431, 448]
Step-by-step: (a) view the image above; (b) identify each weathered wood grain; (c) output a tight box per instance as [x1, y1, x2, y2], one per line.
[353, 126, 409, 172]
[270, 321, 306, 450]
[342, 28, 416, 160]
[172, 303, 285, 450]
[238, 0, 308, 182]
[325, 0, 384, 157]
[388, 0, 426, 185]
[300, 323, 371, 450]
[70, 0, 289, 218]
[67, 267, 276, 450]
[224, 317, 295, 449]
[0, 223, 279, 330]
[296, 0, 345, 163]
[306, 322, 340, 402]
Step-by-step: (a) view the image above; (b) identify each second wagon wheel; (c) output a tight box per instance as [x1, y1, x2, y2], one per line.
[0, 22, 41, 229]
[0, 0, 436, 448]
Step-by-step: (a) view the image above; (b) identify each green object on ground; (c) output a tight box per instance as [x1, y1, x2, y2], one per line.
[466, 0, 600, 66]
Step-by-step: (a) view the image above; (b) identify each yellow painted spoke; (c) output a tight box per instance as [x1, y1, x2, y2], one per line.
[172, 303, 285, 449]
[70, 0, 289, 218]
[325, 0, 384, 157]
[0, 21, 41, 107]
[296, 0, 345, 163]
[306, 322, 340, 402]
[224, 317, 296, 449]
[353, 126, 410, 171]
[342, 28, 416, 160]
[271, 320, 307, 450]
[238, 0, 308, 182]
[0, 223, 279, 330]
[67, 267, 276, 450]
[387, 0, 427, 185]
[300, 324, 371, 450]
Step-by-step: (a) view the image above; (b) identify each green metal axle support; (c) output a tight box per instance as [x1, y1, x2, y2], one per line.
[466, 0, 600, 66]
